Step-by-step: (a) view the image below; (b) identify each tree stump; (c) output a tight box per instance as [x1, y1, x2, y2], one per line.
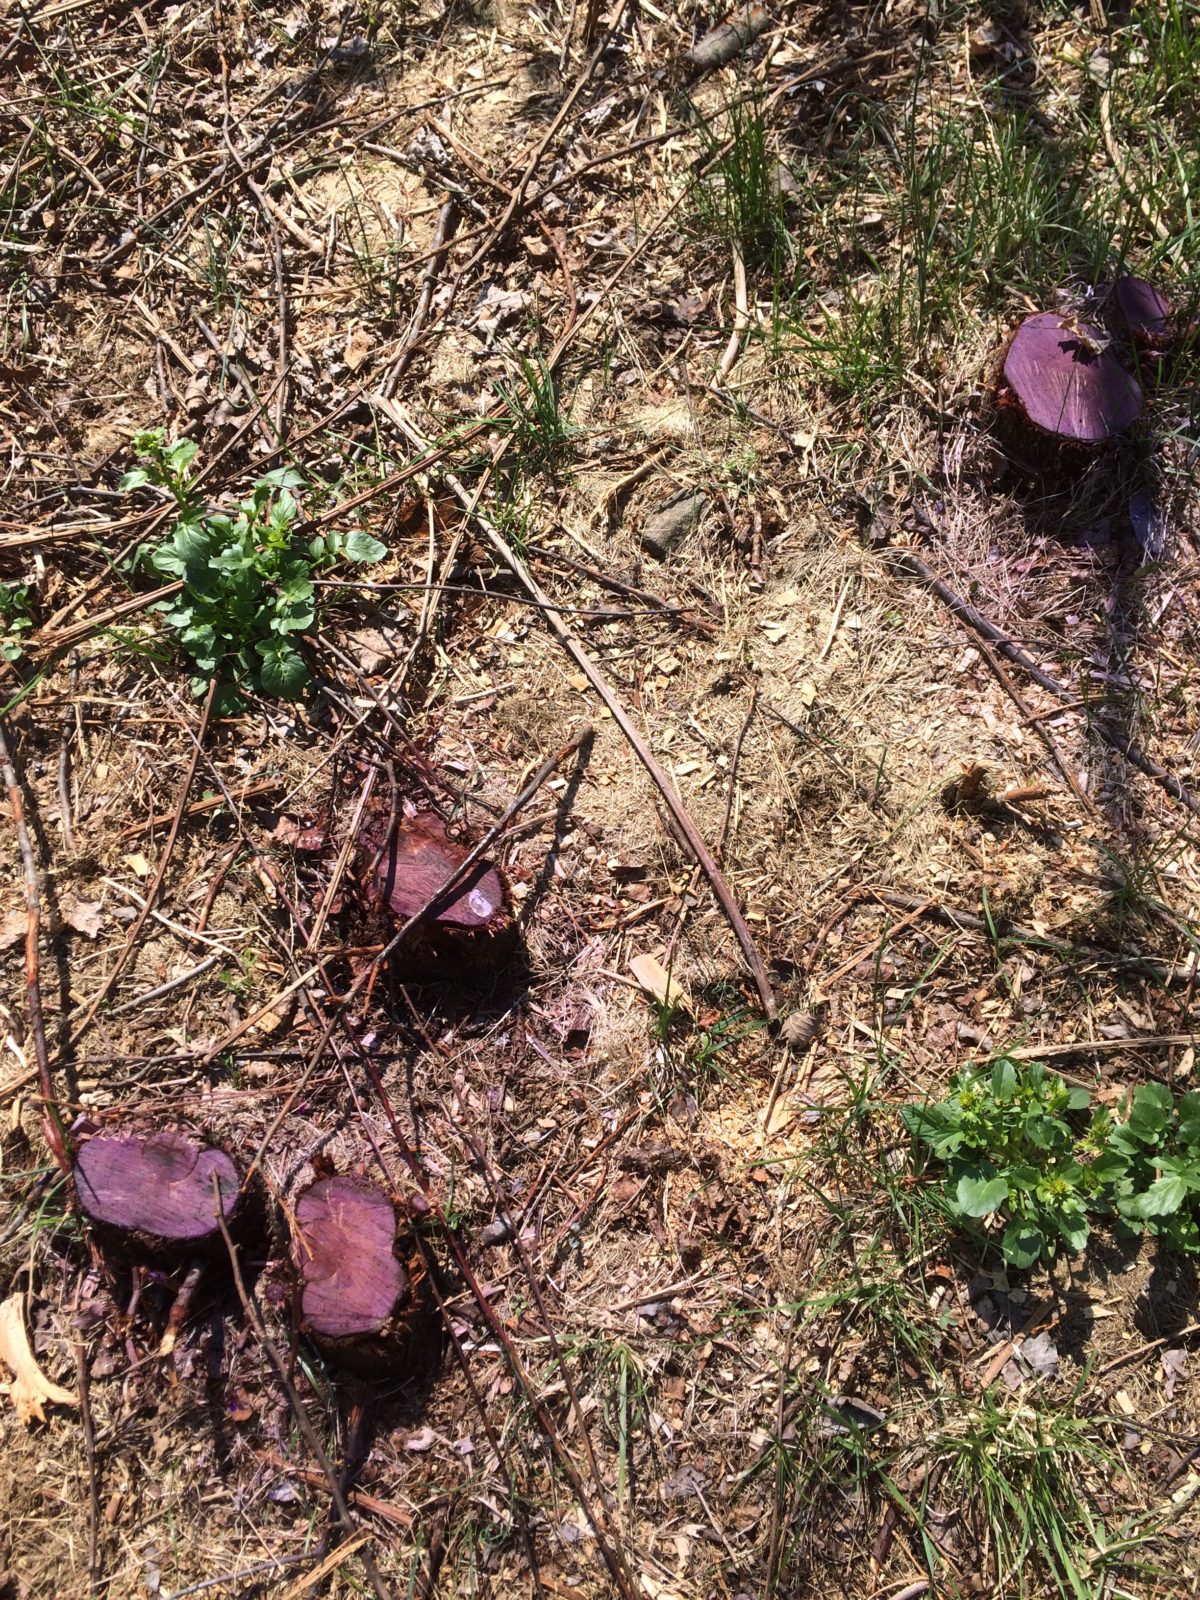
[1112, 276, 1175, 354]
[359, 810, 517, 976]
[993, 311, 1143, 474]
[291, 1176, 432, 1375]
[74, 1131, 249, 1260]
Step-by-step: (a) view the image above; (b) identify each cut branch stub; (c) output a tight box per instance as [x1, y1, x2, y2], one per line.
[1112, 276, 1175, 352]
[362, 811, 516, 974]
[999, 311, 1142, 454]
[291, 1176, 433, 1374]
[74, 1132, 247, 1259]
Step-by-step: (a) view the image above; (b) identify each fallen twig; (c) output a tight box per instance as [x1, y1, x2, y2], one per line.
[871, 888, 1197, 984]
[0, 715, 67, 1173]
[72, 679, 218, 1042]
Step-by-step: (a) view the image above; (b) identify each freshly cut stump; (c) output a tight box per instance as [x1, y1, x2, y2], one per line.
[74, 1132, 246, 1259]
[1112, 276, 1175, 353]
[291, 1176, 431, 1375]
[996, 311, 1142, 465]
[363, 811, 516, 976]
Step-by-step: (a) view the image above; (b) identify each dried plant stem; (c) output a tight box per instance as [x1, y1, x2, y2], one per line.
[0, 715, 67, 1172]
[889, 549, 1200, 819]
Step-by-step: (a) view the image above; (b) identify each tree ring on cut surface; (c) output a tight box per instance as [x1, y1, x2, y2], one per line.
[358, 809, 517, 976]
[74, 1130, 250, 1260]
[999, 311, 1143, 450]
[291, 1175, 434, 1375]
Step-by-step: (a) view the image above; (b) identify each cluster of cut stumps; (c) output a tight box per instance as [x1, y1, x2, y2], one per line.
[994, 275, 1179, 465]
[69, 804, 518, 1375]
[73, 1128, 433, 1376]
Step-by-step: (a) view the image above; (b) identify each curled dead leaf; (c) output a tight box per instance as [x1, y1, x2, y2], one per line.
[0, 1293, 78, 1425]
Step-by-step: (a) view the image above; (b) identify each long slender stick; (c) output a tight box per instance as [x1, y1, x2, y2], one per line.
[380, 401, 779, 1019]
[0, 715, 67, 1172]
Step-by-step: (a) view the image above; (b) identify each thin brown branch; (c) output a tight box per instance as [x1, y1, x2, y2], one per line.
[379, 401, 779, 1019]
[0, 715, 67, 1172]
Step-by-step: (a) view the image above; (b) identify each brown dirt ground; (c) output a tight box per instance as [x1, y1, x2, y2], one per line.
[3, 0, 1200, 1594]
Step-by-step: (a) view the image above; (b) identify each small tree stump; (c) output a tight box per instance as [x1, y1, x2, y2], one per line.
[1000, 311, 1143, 447]
[360, 811, 517, 976]
[291, 1176, 432, 1375]
[1112, 276, 1175, 353]
[74, 1132, 248, 1259]
[994, 311, 1142, 472]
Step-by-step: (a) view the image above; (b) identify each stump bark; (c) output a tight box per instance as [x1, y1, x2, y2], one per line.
[291, 1176, 432, 1375]
[74, 1131, 249, 1259]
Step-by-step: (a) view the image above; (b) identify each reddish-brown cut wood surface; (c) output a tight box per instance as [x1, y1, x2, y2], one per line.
[293, 1176, 407, 1340]
[1113, 276, 1174, 349]
[1002, 311, 1143, 442]
[75, 1133, 240, 1244]
[372, 813, 506, 930]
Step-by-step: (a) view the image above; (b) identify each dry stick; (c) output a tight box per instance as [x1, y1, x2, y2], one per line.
[272, 228, 289, 443]
[381, 402, 778, 1020]
[377, 199, 457, 402]
[212, 1191, 394, 1600]
[1095, 1320, 1200, 1378]
[965, 1032, 1200, 1063]
[74, 1335, 101, 1593]
[72, 678, 218, 1043]
[459, 11, 624, 276]
[193, 313, 280, 451]
[457, 1123, 615, 1524]
[716, 241, 748, 383]
[888, 548, 1200, 819]
[116, 776, 279, 839]
[0, 716, 67, 1173]
[57, 653, 78, 851]
[965, 629, 1096, 816]
[665, 684, 758, 969]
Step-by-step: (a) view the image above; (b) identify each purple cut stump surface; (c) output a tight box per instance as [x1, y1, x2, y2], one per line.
[293, 1177, 407, 1340]
[373, 814, 506, 930]
[1003, 312, 1142, 442]
[1113, 276, 1174, 350]
[75, 1133, 241, 1247]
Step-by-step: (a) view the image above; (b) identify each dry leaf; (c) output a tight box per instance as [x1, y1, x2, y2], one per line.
[61, 897, 104, 939]
[0, 907, 27, 951]
[629, 952, 691, 1013]
[0, 1293, 78, 1425]
[123, 852, 152, 878]
[343, 325, 374, 373]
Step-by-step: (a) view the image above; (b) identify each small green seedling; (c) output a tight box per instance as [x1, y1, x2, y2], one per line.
[905, 1058, 1200, 1267]
[1101, 1082, 1200, 1254]
[902, 1058, 1102, 1268]
[0, 581, 34, 664]
[121, 430, 385, 705]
